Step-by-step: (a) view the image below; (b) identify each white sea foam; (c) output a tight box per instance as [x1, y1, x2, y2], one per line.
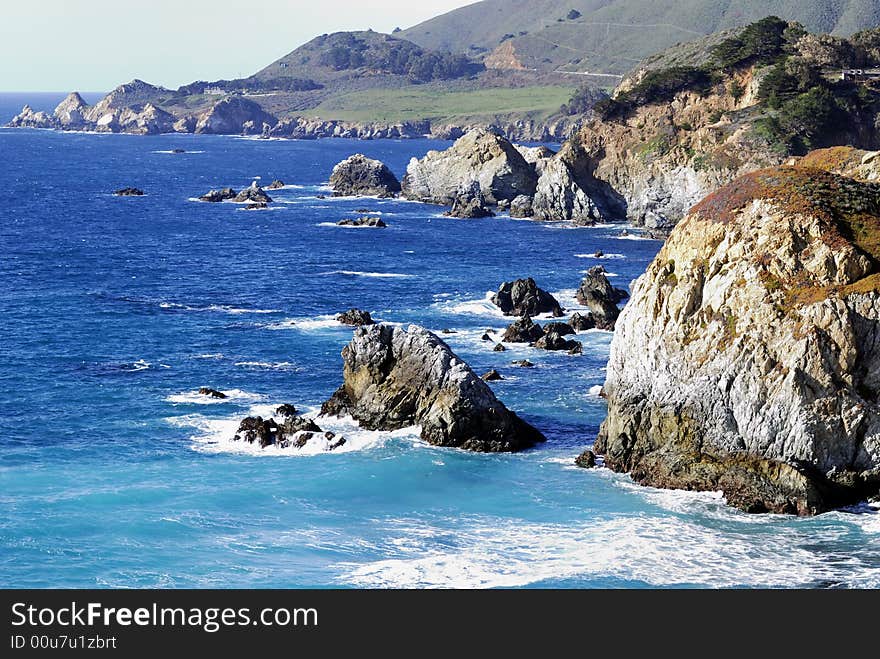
[582, 270, 620, 278]
[574, 253, 626, 260]
[173, 403, 420, 457]
[320, 270, 414, 279]
[614, 234, 661, 241]
[193, 353, 224, 360]
[316, 222, 387, 228]
[152, 150, 205, 154]
[264, 314, 341, 331]
[234, 361, 300, 371]
[166, 389, 265, 405]
[158, 302, 280, 315]
[336, 511, 877, 588]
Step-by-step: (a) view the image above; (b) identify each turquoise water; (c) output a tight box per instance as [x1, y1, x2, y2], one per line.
[1, 94, 878, 588]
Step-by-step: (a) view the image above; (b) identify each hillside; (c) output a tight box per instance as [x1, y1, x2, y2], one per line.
[401, 0, 880, 78]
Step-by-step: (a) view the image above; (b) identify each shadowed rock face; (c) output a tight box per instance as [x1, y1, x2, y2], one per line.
[321, 324, 545, 452]
[576, 266, 629, 330]
[492, 278, 564, 317]
[594, 163, 880, 515]
[330, 154, 401, 198]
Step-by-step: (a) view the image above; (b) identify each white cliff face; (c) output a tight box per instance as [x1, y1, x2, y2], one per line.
[595, 164, 880, 514]
[532, 158, 607, 223]
[401, 128, 538, 205]
[194, 96, 277, 135]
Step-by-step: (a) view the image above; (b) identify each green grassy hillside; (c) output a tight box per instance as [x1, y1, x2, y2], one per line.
[401, 0, 880, 75]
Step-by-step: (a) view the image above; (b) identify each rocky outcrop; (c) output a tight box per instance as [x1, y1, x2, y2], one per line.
[532, 150, 625, 224]
[53, 92, 88, 128]
[198, 387, 227, 399]
[569, 312, 596, 331]
[542, 321, 574, 336]
[337, 309, 375, 326]
[233, 406, 337, 450]
[576, 266, 629, 330]
[199, 188, 237, 202]
[501, 315, 545, 343]
[509, 195, 533, 218]
[402, 129, 538, 206]
[267, 180, 285, 189]
[8, 105, 58, 129]
[194, 96, 276, 135]
[515, 145, 555, 177]
[114, 187, 144, 196]
[233, 184, 273, 203]
[329, 154, 401, 197]
[482, 369, 503, 382]
[534, 331, 582, 353]
[337, 216, 387, 227]
[492, 278, 563, 317]
[594, 163, 880, 515]
[444, 181, 494, 218]
[321, 324, 545, 452]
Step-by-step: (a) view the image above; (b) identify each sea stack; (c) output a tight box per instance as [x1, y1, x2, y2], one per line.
[321, 324, 545, 452]
[593, 163, 880, 515]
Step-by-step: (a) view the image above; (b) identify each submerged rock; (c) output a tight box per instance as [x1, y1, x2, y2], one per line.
[233, 184, 272, 204]
[569, 312, 596, 332]
[337, 216, 387, 227]
[595, 164, 880, 515]
[482, 369, 504, 381]
[321, 324, 545, 452]
[337, 308, 375, 326]
[575, 449, 597, 469]
[198, 387, 227, 399]
[199, 188, 237, 203]
[492, 278, 563, 317]
[402, 129, 537, 206]
[501, 314, 545, 343]
[114, 187, 144, 196]
[576, 266, 628, 330]
[329, 154, 401, 198]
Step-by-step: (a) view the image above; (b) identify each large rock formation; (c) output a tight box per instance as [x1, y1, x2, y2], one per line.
[321, 325, 545, 452]
[492, 278, 564, 317]
[194, 96, 277, 135]
[53, 92, 89, 128]
[329, 154, 401, 197]
[576, 266, 629, 330]
[594, 163, 880, 515]
[402, 129, 537, 206]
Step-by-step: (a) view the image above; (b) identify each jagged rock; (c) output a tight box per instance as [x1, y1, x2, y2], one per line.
[515, 145, 556, 177]
[493, 343, 507, 352]
[245, 202, 268, 210]
[275, 404, 298, 417]
[492, 278, 563, 317]
[569, 312, 596, 331]
[198, 387, 227, 399]
[595, 164, 880, 515]
[534, 331, 583, 352]
[234, 406, 322, 449]
[54, 92, 88, 128]
[114, 187, 144, 196]
[481, 333, 492, 341]
[337, 309, 375, 326]
[542, 321, 575, 336]
[501, 315, 545, 343]
[532, 157, 615, 224]
[509, 195, 534, 218]
[482, 369, 504, 381]
[195, 96, 277, 135]
[8, 105, 57, 129]
[444, 181, 495, 218]
[402, 129, 538, 206]
[267, 180, 285, 189]
[337, 216, 387, 227]
[575, 449, 597, 468]
[329, 154, 401, 198]
[511, 360, 534, 368]
[234, 416, 282, 449]
[199, 188, 237, 202]
[233, 184, 272, 203]
[576, 266, 628, 330]
[321, 324, 545, 452]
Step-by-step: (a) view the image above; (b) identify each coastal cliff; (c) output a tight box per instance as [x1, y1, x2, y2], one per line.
[594, 161, 880, 514]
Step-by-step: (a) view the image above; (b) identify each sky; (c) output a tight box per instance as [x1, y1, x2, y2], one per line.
[0, 0, 476, 92]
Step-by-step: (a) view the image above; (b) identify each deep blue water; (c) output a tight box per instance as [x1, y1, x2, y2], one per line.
[1, 94, 878, 588]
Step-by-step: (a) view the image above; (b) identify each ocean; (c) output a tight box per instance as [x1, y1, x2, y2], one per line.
[1, 94, 878, 588]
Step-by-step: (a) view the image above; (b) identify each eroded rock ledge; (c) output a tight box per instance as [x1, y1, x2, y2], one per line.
[321, 324, 545, 452]
[593, 162, 880, 514]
